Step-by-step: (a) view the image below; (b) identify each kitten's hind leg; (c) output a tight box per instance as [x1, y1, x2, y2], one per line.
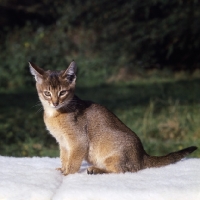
[87, 166, 108, 174]
[87, 155, 127, 174]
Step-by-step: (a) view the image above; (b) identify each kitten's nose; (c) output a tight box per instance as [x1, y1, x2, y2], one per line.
[53, 102, 59, 107]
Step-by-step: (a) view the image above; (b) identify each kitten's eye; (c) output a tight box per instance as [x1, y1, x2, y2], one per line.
[44, 91, 51, 97]
[59, 90, 67, 96]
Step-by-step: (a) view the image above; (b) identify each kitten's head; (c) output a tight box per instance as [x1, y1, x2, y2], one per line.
[29, 61, 77, 109]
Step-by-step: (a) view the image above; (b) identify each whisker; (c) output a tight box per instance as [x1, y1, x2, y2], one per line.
[32, 103, 42, 108]
[65, 105, 73, 112]
[36, 107, 43, 114]
[32, 101, 42, 108]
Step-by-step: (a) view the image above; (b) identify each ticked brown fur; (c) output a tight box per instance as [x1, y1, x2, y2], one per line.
[29, 61, 197, 175]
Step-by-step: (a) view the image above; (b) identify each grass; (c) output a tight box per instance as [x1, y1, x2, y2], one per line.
[0, 70, 199, 157]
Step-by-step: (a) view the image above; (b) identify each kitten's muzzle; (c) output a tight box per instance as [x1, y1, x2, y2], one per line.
[53, 102, 59, 107]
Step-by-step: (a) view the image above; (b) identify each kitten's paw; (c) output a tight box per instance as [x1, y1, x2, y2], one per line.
[56, 168, 69, 175]
[61, 171, 68, 176]
[87, 166, 107, 175]
[56, 167, 66, 174]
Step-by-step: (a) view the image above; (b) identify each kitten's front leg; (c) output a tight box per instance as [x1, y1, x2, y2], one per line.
[57, 146, 68, 173]
[62, 145, 86, 175]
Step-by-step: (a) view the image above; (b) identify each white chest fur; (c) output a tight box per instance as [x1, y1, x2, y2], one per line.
[44, 114, 70, 150]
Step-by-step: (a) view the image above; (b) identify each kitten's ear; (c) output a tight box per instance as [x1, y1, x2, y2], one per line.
[29, 62, 44, 83]
[62, 61, 77, 83]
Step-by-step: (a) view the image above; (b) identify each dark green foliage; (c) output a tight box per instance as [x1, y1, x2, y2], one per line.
[65, 0, 200, 68]
[0, 0, 200, 90]
[0, 92, 58, 156]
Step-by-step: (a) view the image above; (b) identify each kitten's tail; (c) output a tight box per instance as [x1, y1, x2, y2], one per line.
[143, 146, 197, 169]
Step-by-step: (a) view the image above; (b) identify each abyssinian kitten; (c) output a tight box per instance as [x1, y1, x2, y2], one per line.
[29, 61, 197, 175]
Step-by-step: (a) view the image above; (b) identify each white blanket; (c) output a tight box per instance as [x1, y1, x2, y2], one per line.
[0, 156, 200, 200]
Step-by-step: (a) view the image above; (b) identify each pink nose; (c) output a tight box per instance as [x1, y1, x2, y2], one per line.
[53, 102, 59, 107]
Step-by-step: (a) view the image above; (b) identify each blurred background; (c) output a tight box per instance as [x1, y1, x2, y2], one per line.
[0, 0, 200, 157]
